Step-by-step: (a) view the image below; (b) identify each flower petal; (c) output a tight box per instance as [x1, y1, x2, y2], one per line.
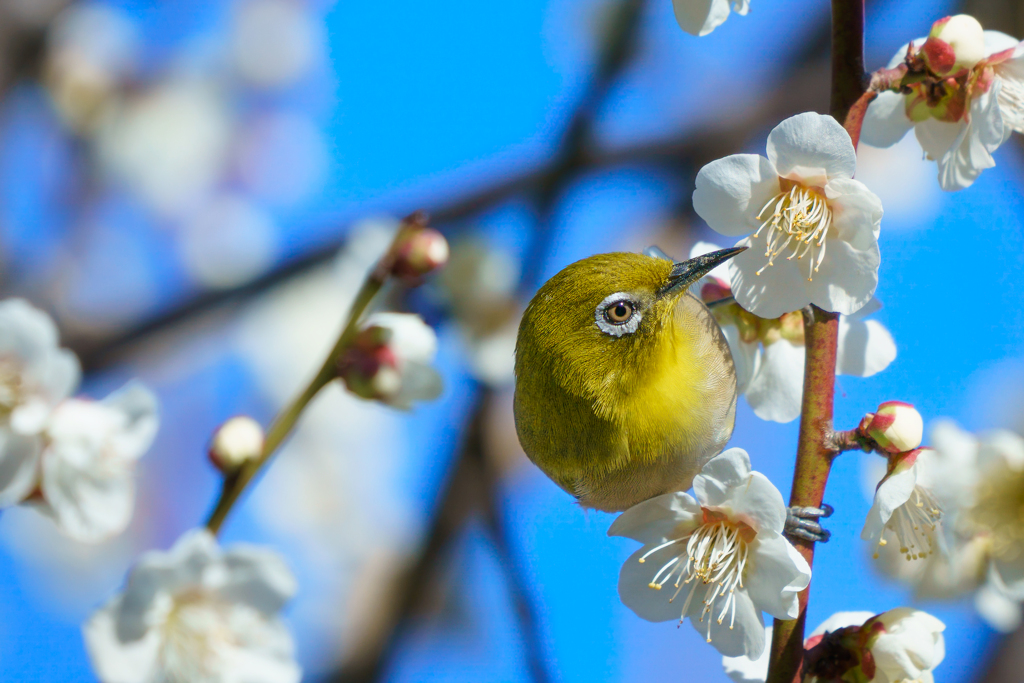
[103, 382, 160, 461]
[0, 429, 41, 507]
[803, 233, 880, 316]
[861, 465, 918, 542]
[218, 545, 298, 617]
[745, 339, 804, 424]
[722, 626, 771, 683]
[672, 0, 732, 36]
[693, 155, 781, 237]
[826, 178, 883, 247]
[220, 626, 303, 683]
[744, 532, 811, 619]
[693, 448, 753, 508]
[836, 318, 896, 377]
[115, 529, 218, 642]
[975, 582, 1022, 633]
[918, 84, 1004, 191]
[38, 460, 135, 543]
[721, 325, 759, 394]
[766, 113, 857, 182]
[608, 491, 701, 545]
[728, 237, 812, 319]
[687, 587, 766, 658]
[873, 609, 945, 678]
[984, 31, 1020, 56]
[861, 91, 914, 148]
[809, 611, 875, 637]
[83, 596, 161, 683]
[724, 472, 788, 534]
[617, 544, 690, 623]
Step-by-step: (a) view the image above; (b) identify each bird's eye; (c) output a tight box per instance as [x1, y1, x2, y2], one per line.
[595, 292, 642, 337]
[604, 300, 634, 324]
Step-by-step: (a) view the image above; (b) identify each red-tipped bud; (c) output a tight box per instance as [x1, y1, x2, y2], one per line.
[924, 15, 985, 74]
[337, 313, 442, 409]
[860, 401, 924, 454]
[209, 416, 264, 473]
[391, 212, 449, 282]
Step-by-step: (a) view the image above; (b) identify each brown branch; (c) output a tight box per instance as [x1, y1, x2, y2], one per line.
[766, 0, 867, 679]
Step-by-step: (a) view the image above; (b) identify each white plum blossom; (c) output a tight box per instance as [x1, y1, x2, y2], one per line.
[84, 529, 301, 683]
[337, 312, 442, 410]
[966, 427, 1024, 594]
[862, 15, 1024, 191]
[863, 420, 1024, 632]
[0, 299, 80, 508]
[439, 239, 522, 386]
[609, 448, 810, 658]
[721, 609, 946, 683]
[0, 298, 158, 542]
[689, 241, 895, 423]
[671, 0, 749, 37]
[34, 382, 159, 543]
[693, 113, 883, 319]
[862, 448, 944, 562]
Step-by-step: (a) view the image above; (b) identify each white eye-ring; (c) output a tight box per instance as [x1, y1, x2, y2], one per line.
[595, 292, 641, 337]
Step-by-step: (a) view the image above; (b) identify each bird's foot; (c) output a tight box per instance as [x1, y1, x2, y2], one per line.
[785, 504, 833, 543]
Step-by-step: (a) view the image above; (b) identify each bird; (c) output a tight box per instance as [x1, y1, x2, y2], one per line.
[513, 247, 744, 512]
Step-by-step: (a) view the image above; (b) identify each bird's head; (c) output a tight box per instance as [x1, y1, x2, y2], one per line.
[515, 247, 745, 397]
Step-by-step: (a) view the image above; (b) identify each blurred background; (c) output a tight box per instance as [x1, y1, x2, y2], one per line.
[0, 0, 1022, 680]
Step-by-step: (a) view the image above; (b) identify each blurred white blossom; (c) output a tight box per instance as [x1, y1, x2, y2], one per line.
[0, 299, 80, 507]
[438, 240, 521, 386]
[35, 382, 158, 543]
[97, 80, 231, 216]
[610, 448, 810, 659]
[44, 2, 138, 132]
[179, 194, 278, 289]
[690, 241, 895, 423]
[236, 220, 423, 671]
[693, 113, 883, 318]
[231, 0, 317, 88]
[84, 529, 300, 683]
[864, 420, 1024, 632]
[671, 0, 749, 37]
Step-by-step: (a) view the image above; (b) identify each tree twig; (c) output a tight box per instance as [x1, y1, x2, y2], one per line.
[766, 1, 866, 679]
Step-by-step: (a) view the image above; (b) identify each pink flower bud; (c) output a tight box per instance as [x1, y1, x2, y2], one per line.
[209, 416, 264, 472]
[391, 212, 449, 281]
[860, 401, 924, 454]
[924, 15, 985, 74]
[337, 313, 442, 409]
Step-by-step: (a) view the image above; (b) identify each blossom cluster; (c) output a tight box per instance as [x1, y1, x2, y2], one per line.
[865, 420, 1024, 632]
[0, 298, 158, 543]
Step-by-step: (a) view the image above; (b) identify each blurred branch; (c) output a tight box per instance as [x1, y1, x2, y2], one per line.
[981, 625, 1024, 683]
[70, 54, 829, 373]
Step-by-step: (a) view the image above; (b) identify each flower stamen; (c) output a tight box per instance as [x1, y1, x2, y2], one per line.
[645, 519, 750, 642]
[753, 185, 833, 281]
[875, 486, 943, 560]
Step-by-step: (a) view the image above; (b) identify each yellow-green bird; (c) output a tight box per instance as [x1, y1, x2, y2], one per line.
[513, 247, 745, 512]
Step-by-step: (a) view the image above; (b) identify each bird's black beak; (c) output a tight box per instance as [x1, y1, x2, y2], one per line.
[657, 246, 747, 298]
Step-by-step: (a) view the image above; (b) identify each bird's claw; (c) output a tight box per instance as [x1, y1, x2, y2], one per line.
[785, 504, 833, 543]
